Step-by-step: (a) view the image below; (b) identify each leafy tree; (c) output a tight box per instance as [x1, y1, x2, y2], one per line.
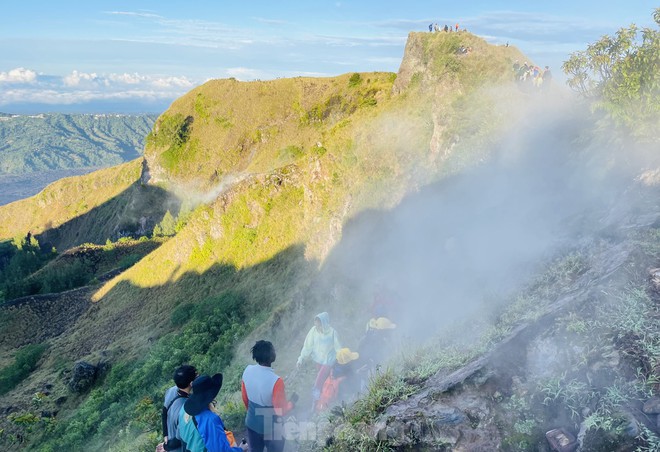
[153, 210, 176, 237]
[0, 236, 55, 300]
[562, 8, 660, 140]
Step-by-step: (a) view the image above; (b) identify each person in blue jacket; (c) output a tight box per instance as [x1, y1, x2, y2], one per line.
[179, 373, 248, 452]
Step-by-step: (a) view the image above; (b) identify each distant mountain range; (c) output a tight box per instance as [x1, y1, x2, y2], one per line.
[0, 112, 157, 174]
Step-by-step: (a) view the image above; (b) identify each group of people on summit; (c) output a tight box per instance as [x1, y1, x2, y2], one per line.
[513, 60, 552, 89]
[158, 293, 399, 452]
[429, 22, 461, 33]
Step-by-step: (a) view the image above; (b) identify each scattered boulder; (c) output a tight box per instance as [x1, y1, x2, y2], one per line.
[643, 397, 660, 414]
[96, 359, 111, 379]
[546, 428, 578, 452]
[650, 268, 660, 293]
[621, 409, 641, 437]
[67, 361, 98, 393]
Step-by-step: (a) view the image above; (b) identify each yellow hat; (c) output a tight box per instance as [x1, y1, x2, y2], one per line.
[336, 348, 359, 365]
[368, 317, 397, 330]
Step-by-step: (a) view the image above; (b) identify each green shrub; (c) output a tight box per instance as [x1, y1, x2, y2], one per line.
[39, 260, 93, 293]
[278, 145, 304, 161]
[118, 254, 141, 269]
[170, 303, 194, 327]
[0, 344, 48, 396]
[348, 73, 362, 87]
[37, 291, 252, 450]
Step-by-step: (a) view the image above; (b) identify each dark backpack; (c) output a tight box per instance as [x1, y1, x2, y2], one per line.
[164, 395, 184, 451]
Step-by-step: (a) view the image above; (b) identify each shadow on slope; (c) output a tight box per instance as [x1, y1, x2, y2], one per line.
[311, 99, 659, 349]
[9, 243, 312, 451]
[34, 180, 177, 251]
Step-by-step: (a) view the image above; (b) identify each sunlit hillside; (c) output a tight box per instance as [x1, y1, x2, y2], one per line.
[1, 21, 658, 451]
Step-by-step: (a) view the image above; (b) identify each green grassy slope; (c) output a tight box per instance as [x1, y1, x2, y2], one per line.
[0, 161, 175, 251]
[0, 32, 535, 450]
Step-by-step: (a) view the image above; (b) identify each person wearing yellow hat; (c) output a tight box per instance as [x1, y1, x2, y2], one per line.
[336, 348, 359, 365]
[315, 348, 361, 412]
[358, 315, 397, 373]
[367, 317, 397, 330]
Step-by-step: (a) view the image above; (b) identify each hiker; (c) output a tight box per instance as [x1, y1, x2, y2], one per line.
[315, 348, 361, 412]
[357, 316, 397, 372]
[444, 24, 449, 32]
[434, 23, 439, 32]
[429, 23, 433, 32]
[369, 285, 401, 320]
[241, 340, 297, 452]
[296, 312, 341, 408]
[542, 66, 552, 88]
[179, 373, 248, 452]
[455, 23, 459, 32]
[161, 365, 197, 452]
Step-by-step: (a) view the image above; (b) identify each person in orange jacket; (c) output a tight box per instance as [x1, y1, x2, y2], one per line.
[315, 348, 361, 412]
[242, 340, 297, 452]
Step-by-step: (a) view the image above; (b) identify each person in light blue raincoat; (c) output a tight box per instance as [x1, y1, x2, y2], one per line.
[296, 312, 341, 404]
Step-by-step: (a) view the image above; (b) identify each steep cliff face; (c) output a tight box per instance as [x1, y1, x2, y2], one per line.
[393, 31, 525, 93]
[394, 32, 528, 159]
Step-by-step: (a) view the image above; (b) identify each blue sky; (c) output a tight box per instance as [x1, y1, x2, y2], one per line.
[0, 1, 657, 114]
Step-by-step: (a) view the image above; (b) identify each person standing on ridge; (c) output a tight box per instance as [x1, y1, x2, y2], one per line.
[455, 23, 459, 32]
[161, 365, 196, 452]
[242, 340, 297, 452]
[542, 66, 552, 88]
[429, 23, 433, 32]
[296, 312, 341, 410]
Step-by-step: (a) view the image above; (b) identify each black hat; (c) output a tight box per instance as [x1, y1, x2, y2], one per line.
[184, 373, 223, 416]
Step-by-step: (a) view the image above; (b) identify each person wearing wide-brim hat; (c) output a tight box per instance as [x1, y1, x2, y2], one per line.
[178, 373, 247, 452]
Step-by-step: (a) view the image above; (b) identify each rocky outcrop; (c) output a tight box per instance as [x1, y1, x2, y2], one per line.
[359, 240, 640, 450]
[67, 359, 110, 393]
[68, 361, 98, 393]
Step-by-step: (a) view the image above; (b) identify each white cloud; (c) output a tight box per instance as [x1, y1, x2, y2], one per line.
[105, 10, 164, 20]
[108, 72, 148, 84]
[0, 87, 187, 105]
[63, 70, 101, 87]
[0, 67, 37, 83]
[151, 76, 193, 88]
[0, 68, 199, 108]
[251, 17, 289, 25]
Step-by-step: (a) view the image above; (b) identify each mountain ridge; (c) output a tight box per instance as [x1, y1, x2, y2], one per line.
[0, 112, 156, 175]
[1, 28, 658, 451]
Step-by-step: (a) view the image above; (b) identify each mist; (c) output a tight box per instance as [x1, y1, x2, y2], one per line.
[315, 85, 658, 347]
